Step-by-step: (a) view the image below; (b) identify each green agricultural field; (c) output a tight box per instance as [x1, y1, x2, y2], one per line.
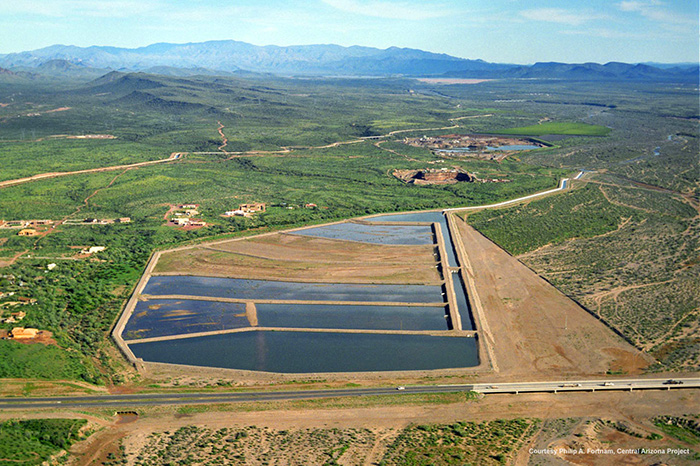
[497, 121, 611, 136]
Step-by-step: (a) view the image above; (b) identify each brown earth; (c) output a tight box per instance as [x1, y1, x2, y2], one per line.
[5, 390, 694, 465]
[393, 168, 473, 185]
[155, 233, 441, 285]
[452, 217, 650, 380]
[211, 232, 436, 263]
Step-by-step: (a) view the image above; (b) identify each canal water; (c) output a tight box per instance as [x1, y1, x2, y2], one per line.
[291, 222, 434, 245]
[143, 276, 444, 303]
[256, 303, 448, 331]
[128, 331, 479, 373]
[452, 273, 474, 330]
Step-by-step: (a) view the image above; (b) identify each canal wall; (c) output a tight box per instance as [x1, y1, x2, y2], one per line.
[111, 250, 163, 370]
[433, 221, 462, 331]
[446, 212, 498, 373]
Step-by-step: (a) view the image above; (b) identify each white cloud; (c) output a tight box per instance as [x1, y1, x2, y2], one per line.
[520, 8, 606, 26]
[617, 1, 696, 26]
[560, 27, 645, 40]
[1, 0, 161, 18]
[322, 0, 448, 20]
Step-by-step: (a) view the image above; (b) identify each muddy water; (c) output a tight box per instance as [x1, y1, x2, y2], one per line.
[129, 331, 479, 372]
[256, 303, 448, 331]
[143, 276, 444, 304]
[292, 222, 434, 245]
[123, 299, 249, 340]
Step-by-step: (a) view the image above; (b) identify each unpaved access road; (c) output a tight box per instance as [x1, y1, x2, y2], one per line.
[0, 152, 183, 189]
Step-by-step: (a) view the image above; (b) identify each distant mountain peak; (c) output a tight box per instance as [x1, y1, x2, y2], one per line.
[0, 40, 697, 82]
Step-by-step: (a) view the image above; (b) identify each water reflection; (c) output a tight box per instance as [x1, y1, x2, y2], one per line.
[129, 331, 479, 372]
[256, 303, 448, 331]
[143, 276, 444, 303]
[292, 222, 433, 245]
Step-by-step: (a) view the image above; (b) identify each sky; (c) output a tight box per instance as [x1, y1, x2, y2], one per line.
[1, 0, 698, 64]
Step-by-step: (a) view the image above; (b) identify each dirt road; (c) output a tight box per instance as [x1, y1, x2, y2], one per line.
[0, 152, 183, 189]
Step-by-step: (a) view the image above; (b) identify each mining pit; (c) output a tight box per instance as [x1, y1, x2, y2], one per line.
[393, 168, 473, 185]
[404, 134, 544, 161]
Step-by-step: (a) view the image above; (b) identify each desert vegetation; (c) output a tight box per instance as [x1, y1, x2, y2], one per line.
[0, 418, 87, 465]
[0, 69, 696, 381]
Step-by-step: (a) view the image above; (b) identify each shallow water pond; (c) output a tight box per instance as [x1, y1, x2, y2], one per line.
[129, 330, 479, 372]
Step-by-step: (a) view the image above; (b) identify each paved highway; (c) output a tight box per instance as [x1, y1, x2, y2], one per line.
[0, 378, 696, 410]
[470, 377, 700, 394]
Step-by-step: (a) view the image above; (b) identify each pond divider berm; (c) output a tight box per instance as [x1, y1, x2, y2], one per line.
[126, 327, 478, 345]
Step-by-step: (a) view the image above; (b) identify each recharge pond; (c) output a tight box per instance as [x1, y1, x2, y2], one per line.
[143, 276, 444, 303]
[123, 299, 249, 340]
[256, 303, 448, 331]
[292, 222, 434, 245]
[128, 331, 479, 373]
[366, 212, 458, 267]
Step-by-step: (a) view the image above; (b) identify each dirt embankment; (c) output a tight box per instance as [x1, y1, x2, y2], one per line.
[452, 217, 650, 380]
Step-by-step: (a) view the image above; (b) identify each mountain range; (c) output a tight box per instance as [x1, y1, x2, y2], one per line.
[0, 40, 697, 82]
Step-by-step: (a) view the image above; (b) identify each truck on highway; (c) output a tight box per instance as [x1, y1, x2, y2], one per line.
[560, 383, 582, 387]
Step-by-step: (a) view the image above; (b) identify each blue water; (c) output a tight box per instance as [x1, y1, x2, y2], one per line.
[256, 303, 448, 331]
[143, 276, 444, 304]
[491, 144, 541, 151]
[620, 147, 661, 165]
[129, 331, 479, 372]
[123, 299, 249, 340]
[292, 222, 434, 245]
[366, 212, 458, 267]
[437, 144, 540, 153]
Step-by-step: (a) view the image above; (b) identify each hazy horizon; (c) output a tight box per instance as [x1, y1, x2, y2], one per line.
[1, 0, 697, 65]
[2, 39, 699, 67]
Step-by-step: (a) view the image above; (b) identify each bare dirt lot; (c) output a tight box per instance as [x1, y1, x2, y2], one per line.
[154, 233, 441, 285]
[453, 217, 650, 380]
